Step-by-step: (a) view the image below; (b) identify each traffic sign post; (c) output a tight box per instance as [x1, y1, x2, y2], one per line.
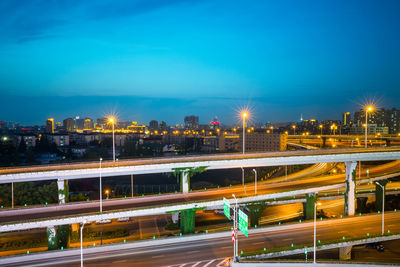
[223, 197, 230, 220]
[238, 209, 248, 237]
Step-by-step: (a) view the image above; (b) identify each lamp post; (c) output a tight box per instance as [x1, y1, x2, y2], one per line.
[242, 112, 247, 154]
[365, 106, 373, 148]
[376, 181, 385, 235]
[109, 117, 116, 161]
[232, 194, 238, 261]
[319, 124, 323, 136]
[80, 220, 87, 267]
[314, 202, 321, 264]
[105, 189, 110, 199]
[99, 158, 103, 213]
[292, 125, 296, 135]
[241, 167, 246, 196]
[252, 169, 257, 195]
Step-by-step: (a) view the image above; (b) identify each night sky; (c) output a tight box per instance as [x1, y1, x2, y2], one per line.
[0, 0, 399, 125]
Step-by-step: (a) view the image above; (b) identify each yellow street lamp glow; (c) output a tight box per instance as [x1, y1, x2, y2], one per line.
[242, 112, 247, 118]
[367, 106, 373, 112]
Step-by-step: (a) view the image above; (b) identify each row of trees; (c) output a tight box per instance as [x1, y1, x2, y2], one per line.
[0, 182, 58, 207]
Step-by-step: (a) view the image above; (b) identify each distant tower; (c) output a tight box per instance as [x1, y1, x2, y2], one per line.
[300, 114, 303, 122]
[46, 118, 54, 134]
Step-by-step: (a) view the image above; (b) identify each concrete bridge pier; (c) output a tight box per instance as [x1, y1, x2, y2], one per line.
[171, 213, 179, 223]
[180, 209, 195, 234]
[345, 161, 357, 216]
[339, 245, 352, 260]
[246, 202, 267, 227]
[57, 179, 68, 204]
[303, 193, 318, 220]
[181, 171, 189, 193]
[46, 226, 58, 250]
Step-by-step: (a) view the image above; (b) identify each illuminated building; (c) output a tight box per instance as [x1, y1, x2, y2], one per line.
[46, 118, 54, 134]
[239, 133, 287, 152]
[184, 115, 199, 129]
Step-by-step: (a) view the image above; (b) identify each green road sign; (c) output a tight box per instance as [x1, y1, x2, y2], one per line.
[223, 198, 230, 220]
[239, 209, 248, 237]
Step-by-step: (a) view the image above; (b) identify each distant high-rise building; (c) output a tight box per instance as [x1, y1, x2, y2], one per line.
[184, 115, 199, 129]
[159, 121, 167, 131]
[74, 116, 85, 130]
[149, 120, 158, 130]
[46, 118, 54, 133]
[97, 118, 108, 129]
[342, 112, 351, 126]
[63, 118, 73, 132]
[84, 118, 94, 130]
[210, 117, 220, 130]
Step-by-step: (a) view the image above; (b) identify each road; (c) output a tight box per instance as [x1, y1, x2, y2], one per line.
[1, 213, 399, 267]
[1, 160, 399, 224]
[1, 147, 400, 175]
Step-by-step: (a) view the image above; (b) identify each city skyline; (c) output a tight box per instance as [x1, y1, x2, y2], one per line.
[1, 0, 400, 125]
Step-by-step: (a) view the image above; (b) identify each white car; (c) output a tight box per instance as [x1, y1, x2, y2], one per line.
[117, 217, 130, 222]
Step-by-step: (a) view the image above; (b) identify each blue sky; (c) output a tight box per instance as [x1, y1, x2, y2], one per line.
[0, 0, 399, 125]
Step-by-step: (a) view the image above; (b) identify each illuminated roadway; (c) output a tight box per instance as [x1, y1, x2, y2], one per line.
[1, 147, 400, 183]
[1, 213, 399, 267]
[1, 159, 399, 224]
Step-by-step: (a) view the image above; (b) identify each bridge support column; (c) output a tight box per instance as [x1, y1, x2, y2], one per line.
[57, 179, 68, 204]
[303, 193, 318, 220]
[345, 161, 357, 216]
[246, 202, 267, 227]
[57, 225, 70, 249]
[47, 226, 58, 250]
[181, 171, 189, 193]
[180, 209, 195, 234]
[356, 197, 368, 213]
[339, 245, 352, 260]
[171, 212, 179, 223]
[375, 180, 387, 212]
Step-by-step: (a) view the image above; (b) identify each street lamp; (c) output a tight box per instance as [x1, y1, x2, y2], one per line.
[292, 125, 296, 135]
[105, 189, 110, 199]
[232, 194, 238, 261]
[376, 181, 385, 235]
[99, 158, 103, 213]
[314, 202, 321, 264]
[108, 117, 116, 161]
[365, 106, 374, 148]
[80, 220, 87, 267]
[252, 169, 257, 195]
[241, 167, 246, 196]
[241, 112, 248, 154]
[319, 124, 323, 136]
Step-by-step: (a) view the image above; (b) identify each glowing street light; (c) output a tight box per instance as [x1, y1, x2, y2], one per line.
[365, 106, 374, 148]
[292, 125, 296, 135]
[108, 117, 116, 161]
[241, 111, 248, 154]
[319, 124, 323, 136]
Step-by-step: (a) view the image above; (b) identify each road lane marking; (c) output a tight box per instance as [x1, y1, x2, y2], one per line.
[282, 238, 292, 242]
[191, 262, 201, 267]
[154, 217, 160, 236]
[203, 259, 216, 267]
[112, 260, 127, 263]
[187, 250, 200, 254]
[138, 218, 143, 239]
[151, 254, 165, 258]
[253, 241, 264, 245]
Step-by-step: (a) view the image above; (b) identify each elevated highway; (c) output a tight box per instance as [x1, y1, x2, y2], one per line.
[0, 148, 400, 184]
